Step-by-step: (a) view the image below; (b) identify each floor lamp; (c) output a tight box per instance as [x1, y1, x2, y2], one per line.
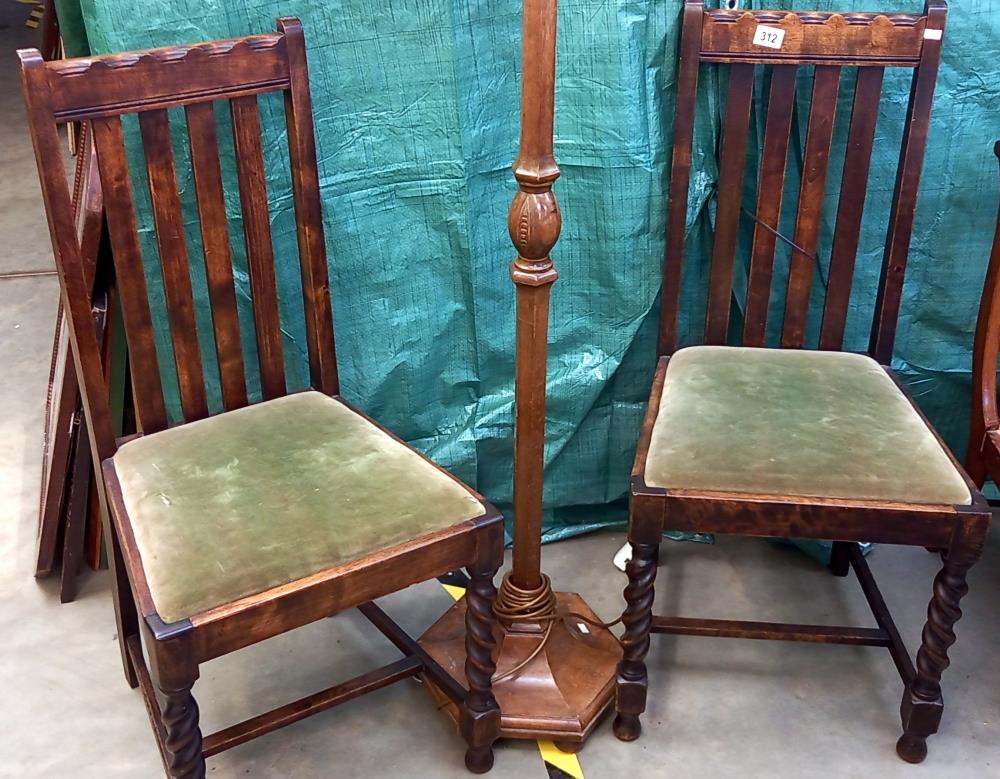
[419, 0, 621, 749]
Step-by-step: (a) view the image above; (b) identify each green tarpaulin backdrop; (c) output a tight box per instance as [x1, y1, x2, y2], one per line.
[68, 1, 1000, 539]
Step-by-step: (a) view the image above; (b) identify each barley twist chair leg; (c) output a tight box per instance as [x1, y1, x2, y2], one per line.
[161, 683, 205, 779]
[897, 539, 980, 764]
[613, 540, 658, 742]
[461, 563, 501, 774]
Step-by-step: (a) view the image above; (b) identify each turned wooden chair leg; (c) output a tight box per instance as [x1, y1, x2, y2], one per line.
[149, 636, 205, 779]
[160, 682, 206, 779]
[897, 538, 980, 764]
[460, 561, 501, 774]
[828, 541, 852, 577]
[614, 540, 658, 742]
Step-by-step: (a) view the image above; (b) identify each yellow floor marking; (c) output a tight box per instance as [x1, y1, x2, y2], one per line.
[441, 583, 466, 601]
[538, 741, 584, 779]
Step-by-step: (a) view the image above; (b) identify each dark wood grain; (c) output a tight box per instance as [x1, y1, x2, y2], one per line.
[184, 100, 249, 411]
[659, 0, 705, 354]
[781, 65, 840, 348]
[506, 0, 561, 591]
[848, 543, 915, 684]
[45, 33, 291, 122]
[460, 564, 502, 773]
[139, 109, 209, 421]
[58, 412, 93, 603]
[279, 18, 339, 396]
[92, 115, 170, 434]
[704, 62, 754, 345]
[37, 122, 105, 580]
[818, 66, 884, 350]
[700, 9, 927, 66]
[201, 657, 422, 758]
[651, 616, 890, 646]
[870, 0, 947, 363]
[743, 64, 797, 347]
[230, 94, 285, 400]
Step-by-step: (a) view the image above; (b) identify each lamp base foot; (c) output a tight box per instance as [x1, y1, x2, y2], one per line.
[419, 591, 621, 745]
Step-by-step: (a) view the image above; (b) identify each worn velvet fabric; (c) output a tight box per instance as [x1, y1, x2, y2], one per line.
[645, 347, 971, 506]
[112, 392, 487, 623]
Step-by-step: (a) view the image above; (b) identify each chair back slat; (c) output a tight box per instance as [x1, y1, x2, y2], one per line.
[230, 94, 286, 400]
[660, 0, 946, 361]
[20, 17, 335, 452]
[282, 19, 339, 396]
[659, 0, 705, 354]
[184, 101, 250, 410]
[781, 64, 841, 349]
[818, 66, 884, 350]
[869, 1, 947, 362]
[138, 109, 210, 421]
[705, 63, 754, 344]
[743, 64, 798, 347]
[91, 115, 170, 433]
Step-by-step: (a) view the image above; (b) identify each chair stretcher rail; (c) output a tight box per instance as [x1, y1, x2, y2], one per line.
[650, 616, 892, 646]
[201, 656, 422, 758]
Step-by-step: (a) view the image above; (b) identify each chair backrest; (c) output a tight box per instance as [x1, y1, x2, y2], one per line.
[19, 17, 337, 465]
[660, 0, 946, 360]
[968, 142, 1000, 477]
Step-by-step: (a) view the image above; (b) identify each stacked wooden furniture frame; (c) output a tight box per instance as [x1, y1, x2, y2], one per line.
[19, 18, 504, 778]
[615, 0, 989, 764]
[36, 123, 107, 600]
[966, 142, 1000, 488]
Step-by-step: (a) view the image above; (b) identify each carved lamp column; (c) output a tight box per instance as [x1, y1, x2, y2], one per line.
[419, 0, 620, 749]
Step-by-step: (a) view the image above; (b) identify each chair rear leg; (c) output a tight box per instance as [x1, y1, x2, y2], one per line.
[106, 504, 142, 688]
[613, 540, 658, 742]
[828, 541, 851, 577]
[460, 557, 501, 773]
[897, 534, 981, 763]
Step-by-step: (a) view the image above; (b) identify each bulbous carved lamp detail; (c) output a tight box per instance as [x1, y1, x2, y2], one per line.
[508, 185, 561, 286]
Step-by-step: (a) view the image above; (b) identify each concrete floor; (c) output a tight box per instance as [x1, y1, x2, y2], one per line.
[1, 7, 998, 779]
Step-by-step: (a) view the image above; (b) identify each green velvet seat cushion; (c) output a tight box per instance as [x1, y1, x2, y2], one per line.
[112, 391, 486, 624]
[644, 346, 971, 506]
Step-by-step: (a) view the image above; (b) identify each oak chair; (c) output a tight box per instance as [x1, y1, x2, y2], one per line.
[966, 142, 1000, 488]
[614, 1, 989, 764]
[19, 19, 503, 777]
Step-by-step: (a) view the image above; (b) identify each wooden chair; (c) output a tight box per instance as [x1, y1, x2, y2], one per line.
[614, 1, 990, 764]
[19, 19, 503, 777]
[966, 142, 1000, 488]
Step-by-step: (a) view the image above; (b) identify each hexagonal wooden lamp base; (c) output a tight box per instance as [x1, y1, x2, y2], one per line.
[418, 591, 621, 748]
